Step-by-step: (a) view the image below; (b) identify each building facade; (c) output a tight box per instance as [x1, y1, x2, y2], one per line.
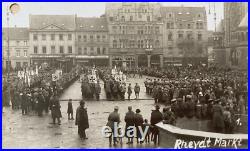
[105, 2, 164, 68]
[161, 6, 208, 66]
[224, 2, 248, 69]
[2, 27, 29, 71]
[29, 15, 76, 72]
[75, 17, 109, 66]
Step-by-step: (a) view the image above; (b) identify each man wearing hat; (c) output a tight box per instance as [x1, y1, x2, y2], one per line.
[107, 106, 120, 145]
[75, 100, 89, 139]
[185, 95, 195, 118]
[211, 99, 224, 133]
[150, 105, 163, 145]
[162, 106, 176, 125]
[124, 106, 135, 144]
[134, 109, 144, 144]
[51, 95, 62, 125]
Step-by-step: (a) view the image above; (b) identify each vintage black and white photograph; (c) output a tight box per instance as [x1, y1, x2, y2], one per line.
[2, 2, 248, 149]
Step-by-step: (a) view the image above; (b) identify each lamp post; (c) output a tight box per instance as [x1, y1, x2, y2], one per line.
[6, 6, 11, 106]
[6, 3, 20, 106]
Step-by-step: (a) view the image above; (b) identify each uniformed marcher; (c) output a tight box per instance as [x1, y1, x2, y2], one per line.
[212, 99, 224, 133]
[127, 83, 132, 101]
[162, 106, 176, 125]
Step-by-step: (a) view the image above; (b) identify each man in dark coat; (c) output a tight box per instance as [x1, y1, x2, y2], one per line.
[107, 106, 120, 145]
[37, 90, 45, 117]
[20, 92, 28, 115]
[150, 105, 163, 145]
[95, 81, 101, 101]
[212, 99, 224, 133]
[75, 101, 89, 139]
[134, 109, 144, 144]
[124, 106, 135, 144]
[51, 95, 62, 125]
[127, 83, 132, 100]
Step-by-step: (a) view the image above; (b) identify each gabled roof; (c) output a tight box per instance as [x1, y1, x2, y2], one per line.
[29, 15, 76, 30]
[160, 6, 206, 21]
[76, 17, 108, 31]
[2, 27, 29, 40]
[238, 13, 248, 28]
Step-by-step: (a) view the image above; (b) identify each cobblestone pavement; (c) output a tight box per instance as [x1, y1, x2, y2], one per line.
[2, 76, 162, 148]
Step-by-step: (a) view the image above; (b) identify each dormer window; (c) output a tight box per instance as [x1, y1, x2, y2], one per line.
[169, 13, 172, 18]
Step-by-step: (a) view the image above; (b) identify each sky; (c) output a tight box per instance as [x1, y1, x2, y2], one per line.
[2, 2, 224, 31]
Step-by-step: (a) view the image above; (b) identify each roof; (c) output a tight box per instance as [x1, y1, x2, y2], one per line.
[160, 6, 206, 21]
[2, 27, 29, 40]
[238, 13, 248, 28]
[76, 17, 108, 31]
[29, 15, 76, 30]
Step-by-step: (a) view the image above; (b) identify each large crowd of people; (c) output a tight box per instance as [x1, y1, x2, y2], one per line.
[2, 65, 248, 147]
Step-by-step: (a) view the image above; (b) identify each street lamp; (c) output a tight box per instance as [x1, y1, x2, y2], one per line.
[6, 3, 20, 106]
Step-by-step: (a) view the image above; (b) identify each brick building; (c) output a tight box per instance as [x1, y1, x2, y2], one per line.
[224, 2, 248, 69]
[29, 15, 76, 72]
[2, 27, 29, 71]
[105, 2, 164, 68]
[161, 6, 209, 66]
[75, 17, 109, 66]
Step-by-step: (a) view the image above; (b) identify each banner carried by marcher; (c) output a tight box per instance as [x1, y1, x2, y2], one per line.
[88, 75, 97, 83]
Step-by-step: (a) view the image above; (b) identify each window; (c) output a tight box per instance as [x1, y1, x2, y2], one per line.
[59, 34, 63, 40]
[90, 35, 93, 41]
[147, 16, 150, 21]
[90, 47, 94, 55]
[16, 62, 21, 68]
[169, 13, 172, 18]
[102, 35, 106, 41]
[68, 34, 72, 40]
[24, 50, 27, 57]
[103, 48, 106, 54]
[59, 46, 64, 53]
[51, 46, 55, 54]
[33, 34, 38, 41]
[167, 23, 170, 29]
[42, 46, 46, 54]
[198, 14, 201, 18]
[16, 50, 20, 57]
[68, 46, 72, 53]
[130, 16, 133, 21]
[187, 33, 192, 39]
[42, 34, 46, 40]
[178, 33, 183, 39]
[51, 34, 55, 40]
[97, 35, 100, 42]
[78, 47, 82, 55]
[121, 16, 125, 21]
[24, 41, 28, 46]
[168, 33, 173, 41]
[179, 24, 183, 29]
[187, 24, 191, 29]
[198, 34, 202, 41]
[113, 40, 117, 48]
[78, 35, 82, 41]
[34, 46, 38, 54]
[83, 35, 87, 42]
[155, 40, 160, 48]
[16, 41, 20, 46]
[155, 26, 160, 34]
[84, 48, 87, 55]
[97, 48, 100, 55]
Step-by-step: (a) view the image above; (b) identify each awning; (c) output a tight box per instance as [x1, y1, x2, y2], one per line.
[76, 55, 109, 59]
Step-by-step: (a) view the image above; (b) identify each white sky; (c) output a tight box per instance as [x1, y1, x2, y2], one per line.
[2, 2, 224, 31]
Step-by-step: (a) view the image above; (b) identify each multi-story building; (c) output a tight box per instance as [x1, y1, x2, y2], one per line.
[75, 17, 109, 66]
[106, 2, 164, 68]
[224, 2, 248, 69]
[2, 27, 29, 71]
[161, 6, 208, 66]
[29, 15, 76, 72]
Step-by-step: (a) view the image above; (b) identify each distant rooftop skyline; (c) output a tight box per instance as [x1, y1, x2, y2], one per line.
[2, 2, 224, 31]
